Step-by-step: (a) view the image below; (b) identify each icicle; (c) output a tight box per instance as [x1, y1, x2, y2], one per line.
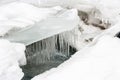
[25, 28, 78, 65]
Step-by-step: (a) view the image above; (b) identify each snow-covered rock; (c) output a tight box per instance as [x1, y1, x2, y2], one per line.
[32, 35, 120, 80]
[0, 39, 26, 80]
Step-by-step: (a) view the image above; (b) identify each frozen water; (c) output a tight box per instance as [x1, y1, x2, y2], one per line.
[0, 0, 120, 80]
[0, 2, 79, 80]
[4, 8, 79, 46]
[25, 32, 77, 64]
[21, 30, 78, 80]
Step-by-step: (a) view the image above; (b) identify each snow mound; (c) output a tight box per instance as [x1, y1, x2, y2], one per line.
[0, 39, 26, 80]
[32, 35, 120, 80]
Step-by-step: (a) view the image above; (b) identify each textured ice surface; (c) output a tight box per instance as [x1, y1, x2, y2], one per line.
[4, 8, 79, 45]
[0, 39, 26, 80]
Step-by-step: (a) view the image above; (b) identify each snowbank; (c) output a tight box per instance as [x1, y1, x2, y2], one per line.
[0, 39, 26, 80]
[32, 35, 120, 80]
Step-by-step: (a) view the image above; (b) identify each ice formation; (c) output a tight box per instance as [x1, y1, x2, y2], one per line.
[25, 32, 79, 64]
[4, 8, 79, 45]
[32, 35, 120, 80]
[0, 0, 120, 80]
[0, 39, 26, 80]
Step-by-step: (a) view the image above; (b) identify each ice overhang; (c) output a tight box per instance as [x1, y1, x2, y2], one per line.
[3, 9, 79, 45]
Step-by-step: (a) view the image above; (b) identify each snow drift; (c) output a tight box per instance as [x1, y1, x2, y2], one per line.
[0, 39, 26, 80]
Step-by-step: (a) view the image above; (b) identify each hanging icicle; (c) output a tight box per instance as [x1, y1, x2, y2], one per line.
[25, 29, 77, 65]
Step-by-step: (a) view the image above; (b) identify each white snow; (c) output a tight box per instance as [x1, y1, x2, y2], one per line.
[32, 35, 120, 80]
[0, 0, 120, 80]
[22, 0, 120, 23]
[0, 2, 61, 36]
[0, 39, 26, 80]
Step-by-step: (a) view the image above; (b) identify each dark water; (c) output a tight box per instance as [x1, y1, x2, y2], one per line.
[21, 45, 77, 80]
[21, 55, 69, 80]
[21, 35, 77, 80]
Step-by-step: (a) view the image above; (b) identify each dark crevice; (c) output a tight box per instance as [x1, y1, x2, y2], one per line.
[115, 32, 120, 38]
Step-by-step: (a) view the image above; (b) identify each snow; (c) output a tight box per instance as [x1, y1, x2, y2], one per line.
[0, 0, 120, 80]
[32, 35, 120, 80]
[0, 2, 61, 36]
[0, 39, 26, 80]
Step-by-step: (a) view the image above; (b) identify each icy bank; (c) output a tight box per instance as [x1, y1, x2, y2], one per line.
[32, 35, 120, 80]
[0, 39, 26, 80]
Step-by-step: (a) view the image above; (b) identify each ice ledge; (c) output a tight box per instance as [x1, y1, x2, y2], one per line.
[4, 8, 79, 45]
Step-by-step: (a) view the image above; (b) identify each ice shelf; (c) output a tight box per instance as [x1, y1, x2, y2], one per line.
[4, 9, 79, 46]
